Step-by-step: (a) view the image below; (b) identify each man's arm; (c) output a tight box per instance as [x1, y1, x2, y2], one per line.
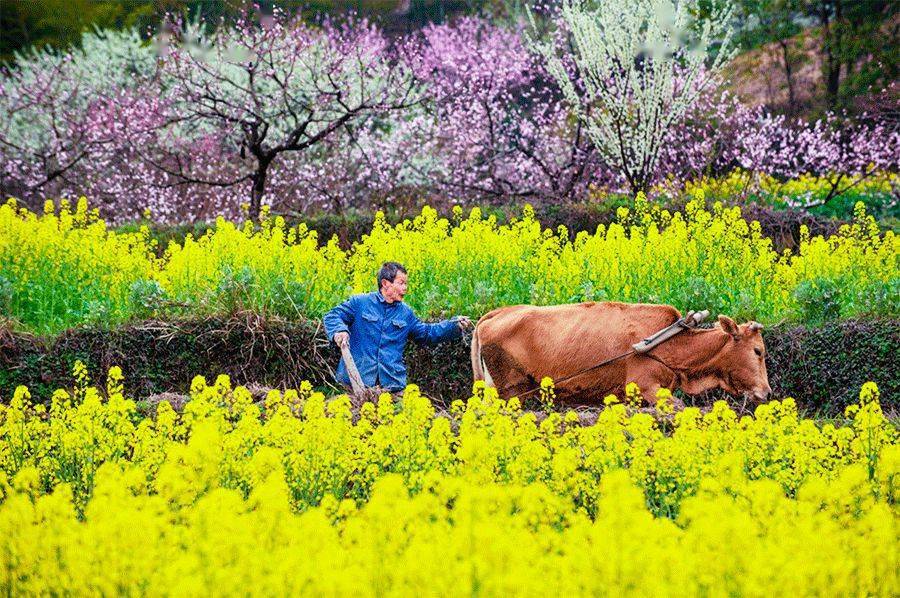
[323, 295, 357, 343]
[409, 313, 467, 346]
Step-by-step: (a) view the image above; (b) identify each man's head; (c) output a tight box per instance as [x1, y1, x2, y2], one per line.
[377, 262, 408, 303]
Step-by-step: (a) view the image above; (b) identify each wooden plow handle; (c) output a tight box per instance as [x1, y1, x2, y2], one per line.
[339, 340, 367, 396]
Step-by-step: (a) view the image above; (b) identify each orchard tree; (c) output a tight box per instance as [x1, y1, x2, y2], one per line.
[149, 12, 419, 218]
[529, 0, 737, 194]
[401, 17, 603, 204]
[729, 108, 899, 207]
[0, 27, 157, 209]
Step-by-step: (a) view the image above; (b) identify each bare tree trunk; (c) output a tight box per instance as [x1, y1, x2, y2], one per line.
[249, 158, 271, 220]
[778, 38, 797, 110]
[821, 0, 843, 107]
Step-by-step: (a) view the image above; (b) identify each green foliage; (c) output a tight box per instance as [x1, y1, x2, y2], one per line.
[809, 0, 898, 107]
[0, 0, 156, 63]
[733, 0, 802, 51]
[731, 0, 898, 113]
[128, 278, 168, 319]
[762, 318, 900, 415]
[793, 277, 842, 325]
[0, 275, 12, 316]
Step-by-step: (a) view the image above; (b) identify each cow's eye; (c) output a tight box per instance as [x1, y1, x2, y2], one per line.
[754, 348, 763, 357]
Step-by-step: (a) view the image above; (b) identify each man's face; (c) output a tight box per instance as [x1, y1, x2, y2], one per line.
[381, 271, 408, 303]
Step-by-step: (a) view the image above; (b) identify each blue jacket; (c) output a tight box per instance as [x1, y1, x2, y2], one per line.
[323, 291, 463, 391]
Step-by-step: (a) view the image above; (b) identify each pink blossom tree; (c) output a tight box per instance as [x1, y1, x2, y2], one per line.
[142, 12, 418, 219]
[727, 107, 899, 207]
[0, 28, 159, 213]
[402, 17, 602, 203]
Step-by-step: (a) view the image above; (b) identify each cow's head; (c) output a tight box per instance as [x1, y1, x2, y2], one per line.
[715, 315, 772, 403]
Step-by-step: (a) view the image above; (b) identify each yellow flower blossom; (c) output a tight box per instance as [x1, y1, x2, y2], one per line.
[0, 368, 895, 594]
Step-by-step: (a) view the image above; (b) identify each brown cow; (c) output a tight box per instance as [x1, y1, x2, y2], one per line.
[470, 301, 771, 407]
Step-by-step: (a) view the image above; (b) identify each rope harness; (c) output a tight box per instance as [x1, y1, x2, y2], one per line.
[493, 309, 711, 401]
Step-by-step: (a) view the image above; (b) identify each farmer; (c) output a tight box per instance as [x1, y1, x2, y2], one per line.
[323, 261, 472, 393]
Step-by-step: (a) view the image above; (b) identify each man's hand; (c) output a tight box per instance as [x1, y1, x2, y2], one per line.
[333, 331, 350, 347]
[456, 316, 473, 331]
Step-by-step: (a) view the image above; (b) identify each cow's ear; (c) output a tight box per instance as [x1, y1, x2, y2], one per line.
[718, 315, 740, 339]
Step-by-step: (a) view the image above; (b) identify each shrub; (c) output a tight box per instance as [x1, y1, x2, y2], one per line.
[1, 316, 895, 416]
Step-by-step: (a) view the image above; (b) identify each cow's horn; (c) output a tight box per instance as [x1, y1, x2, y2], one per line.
[692, 310, 710, 324]
[749, 321, 764, 331]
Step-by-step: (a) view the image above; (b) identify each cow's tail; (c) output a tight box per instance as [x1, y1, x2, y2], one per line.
[470, 322, 494, 388]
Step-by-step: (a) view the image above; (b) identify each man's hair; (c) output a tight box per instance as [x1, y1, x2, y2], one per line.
[377, 261, 407, 290]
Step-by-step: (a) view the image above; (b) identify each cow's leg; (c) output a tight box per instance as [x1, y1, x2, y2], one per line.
[492, 364, 536, 401]
[503, 376, 537, 402]
[637, 383, 681, 408]
[625, 361, 680, 407]
[481, 343, 537, 400]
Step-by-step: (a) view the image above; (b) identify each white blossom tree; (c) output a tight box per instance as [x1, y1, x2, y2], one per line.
[529, 0, 737, 193]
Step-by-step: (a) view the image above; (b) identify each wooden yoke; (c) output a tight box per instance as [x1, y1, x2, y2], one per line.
[631, 309, 710, 353]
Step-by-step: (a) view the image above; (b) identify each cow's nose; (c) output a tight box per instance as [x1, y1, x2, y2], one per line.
[755, 387, 771, 401]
